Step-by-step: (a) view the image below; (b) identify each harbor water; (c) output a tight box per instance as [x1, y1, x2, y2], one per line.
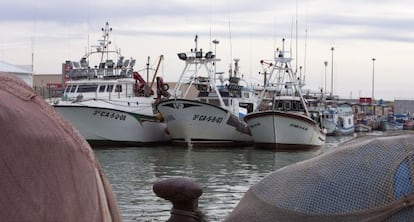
[94, 135, 357, 221]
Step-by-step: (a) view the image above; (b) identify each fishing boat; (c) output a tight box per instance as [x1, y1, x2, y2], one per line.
[52, 22, 171, 146]
[354, 119, 372, 132]
[244, 39, 326, 150]
[321, 102, 355, 136]
[380, 114, 404, 131]
[156, 36, 257, 147]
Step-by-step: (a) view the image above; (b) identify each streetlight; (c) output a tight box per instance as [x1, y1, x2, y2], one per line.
[330, 46, 334, 98]
[212, 39, 219, 56]
[372, 58, 376, 102]
[212, 39, 219, 79]
[324, 60, 328, 98]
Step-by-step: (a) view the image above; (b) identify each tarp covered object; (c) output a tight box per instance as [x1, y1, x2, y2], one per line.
[0, 74, 121, 222]
[225, 134, 414, 221]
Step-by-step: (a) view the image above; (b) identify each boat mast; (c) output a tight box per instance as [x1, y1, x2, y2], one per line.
[100, 22, 112, 64]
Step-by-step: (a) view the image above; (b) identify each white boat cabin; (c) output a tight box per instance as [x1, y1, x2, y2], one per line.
[62, 79, 138, 101]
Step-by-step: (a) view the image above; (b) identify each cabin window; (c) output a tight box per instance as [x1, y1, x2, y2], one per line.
[73, 62, 80, 68]
[285, 101, 291, 111]
[65, 85, 72, 93]
[292, 101, 298, 111]
[99, 85, 106, 92]
[277, 102, 283, 110]
[70, 85, 77, 93]
[77, 84, 98, 93]
[209, 99, 221, 106]
[115, 84, 122, 92]
[106, 85, 114, 92]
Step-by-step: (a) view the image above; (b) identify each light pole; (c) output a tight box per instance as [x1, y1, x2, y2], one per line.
[212, 39, 219, 78]
[330, 46, 334, 98]
[324, 60, 328, 98]
[212, 39, 219, 56]
[372, 58, 376, 102]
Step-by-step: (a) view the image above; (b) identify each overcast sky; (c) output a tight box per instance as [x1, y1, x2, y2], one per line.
[1, 0, 414, 100]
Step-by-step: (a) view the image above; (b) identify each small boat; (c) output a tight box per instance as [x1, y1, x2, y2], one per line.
[380, 114, 404, 131]
[156, 36, 257, 147]
[52, 22, 171, 146]
[244, 39, 326, 150]
[321, 103, 355, 136]
[354, 119, 372, 132]
[403, 115, 414, 130]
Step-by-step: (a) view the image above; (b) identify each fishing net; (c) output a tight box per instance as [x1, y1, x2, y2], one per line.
[226, 133, 414, 221]
[0, 74, 121, 222]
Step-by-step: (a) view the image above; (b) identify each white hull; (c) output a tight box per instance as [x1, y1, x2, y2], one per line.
[380, 121, 403, 131]
[244, 110, 326, 150]
[156, 99, 252, 146]
[322, 119, 336, 134]
[323, 115, 354, 136]
[354, 124, 372, 132]
[54, 100, 170, 146]
[323, 119, 355, 136]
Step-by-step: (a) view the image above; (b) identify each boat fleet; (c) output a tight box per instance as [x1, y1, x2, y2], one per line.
[50, 23, 411, 150]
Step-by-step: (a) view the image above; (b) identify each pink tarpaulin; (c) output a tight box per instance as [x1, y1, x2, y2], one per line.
[0, 74, 121, 222]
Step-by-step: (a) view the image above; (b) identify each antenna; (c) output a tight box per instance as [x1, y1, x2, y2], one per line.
[303, 28, 308, 86]
[194, 34, 198, 51]
[273, 17, 277, 53]
[295, 0, 298, 73]
[290, 17, 293, 55]
[228, 19, 233, 78]
[31, 24, 36, 75]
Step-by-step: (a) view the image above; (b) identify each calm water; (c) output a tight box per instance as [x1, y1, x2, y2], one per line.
[94, 135, 356, 222]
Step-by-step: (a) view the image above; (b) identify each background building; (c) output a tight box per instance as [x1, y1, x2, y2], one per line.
[394, 100, 414, 115]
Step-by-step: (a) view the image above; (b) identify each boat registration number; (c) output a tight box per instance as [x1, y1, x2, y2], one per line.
[92, 110, 127, 121]
[290, 123, 308, 131]
[193, 114, 223, 124]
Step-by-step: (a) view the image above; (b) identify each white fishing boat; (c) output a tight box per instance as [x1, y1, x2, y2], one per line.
[52, 22, 171, 146]
[156, 36, 257, 147]
[244, 39, 326, 150]
[322, 102, 355, 136]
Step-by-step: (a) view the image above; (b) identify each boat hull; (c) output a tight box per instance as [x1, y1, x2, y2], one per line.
[156, 99, 252, 147]
[380, 121, 403, 131]
[354, 123, 372, 132]
[54, 105, 170, 146]
[244, 110, 326, 151]
[323, 116, 354, 136]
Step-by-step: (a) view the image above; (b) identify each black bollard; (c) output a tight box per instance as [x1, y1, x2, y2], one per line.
[153, 177, 204, 222]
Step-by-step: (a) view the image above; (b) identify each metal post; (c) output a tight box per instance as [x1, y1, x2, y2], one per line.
[324, 61, 328, 98]
[372, 58, 376, 102]
[330, 47, 334, 98]
[212, 39, 219, 80]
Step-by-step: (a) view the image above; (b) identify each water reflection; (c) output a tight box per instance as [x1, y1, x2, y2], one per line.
[94, 135, 355, 221]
